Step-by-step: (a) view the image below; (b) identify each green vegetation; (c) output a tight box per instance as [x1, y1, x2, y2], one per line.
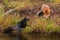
[0, 0, 60, 34]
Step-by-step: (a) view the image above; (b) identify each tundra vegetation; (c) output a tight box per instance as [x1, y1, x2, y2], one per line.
[0, 0, 60, 35]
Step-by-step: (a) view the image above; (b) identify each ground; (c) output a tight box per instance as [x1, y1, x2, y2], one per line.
[0, 0, 60, 40]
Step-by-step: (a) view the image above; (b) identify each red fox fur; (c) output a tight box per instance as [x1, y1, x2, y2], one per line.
[41, 4, 51, 18]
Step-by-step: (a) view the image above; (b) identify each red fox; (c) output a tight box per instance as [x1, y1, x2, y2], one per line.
[37, 4, 51, 18]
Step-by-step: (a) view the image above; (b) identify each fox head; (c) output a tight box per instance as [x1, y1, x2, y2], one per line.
[41, 4, 51, 18]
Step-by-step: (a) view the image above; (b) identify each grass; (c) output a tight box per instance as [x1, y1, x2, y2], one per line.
[22, 17, 60, 33]
[0, 0, 60, 34]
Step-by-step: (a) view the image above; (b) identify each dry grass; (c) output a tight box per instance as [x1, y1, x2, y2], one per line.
[0, 0, 60, 34]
